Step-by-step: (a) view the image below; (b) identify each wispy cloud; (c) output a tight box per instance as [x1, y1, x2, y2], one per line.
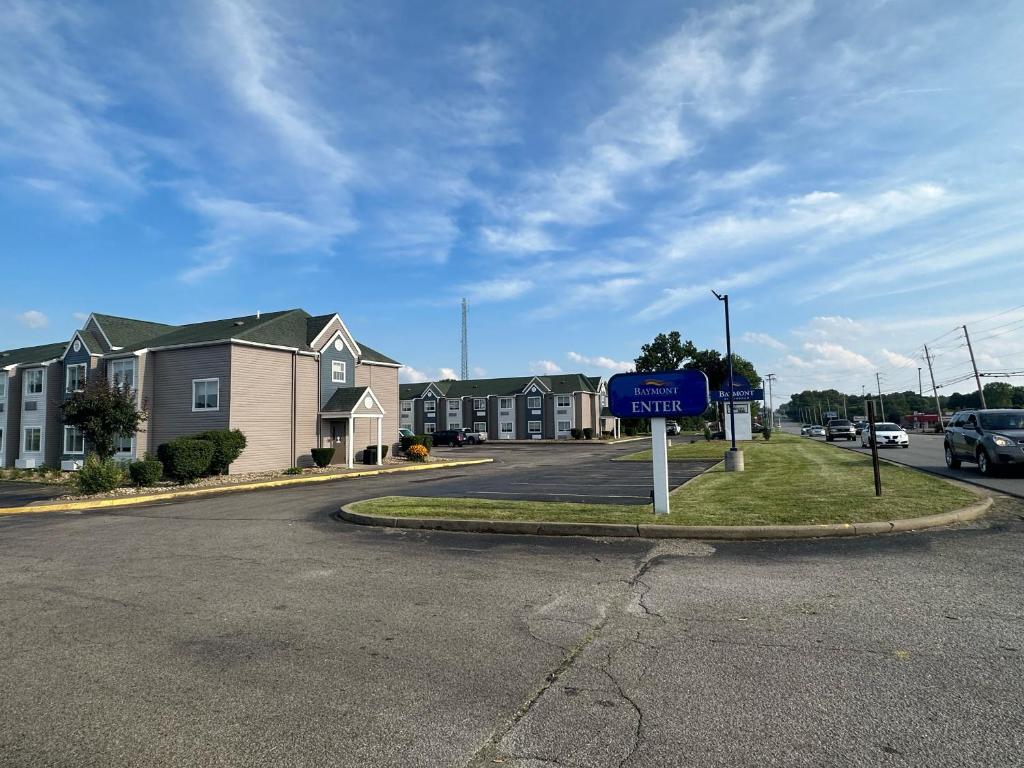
[530, 360, 562, 375]
[18, 310, 48, 329]
[567, 351, 633, 373]
[741, 331, 786, 351]
[460, 277, 533, 303]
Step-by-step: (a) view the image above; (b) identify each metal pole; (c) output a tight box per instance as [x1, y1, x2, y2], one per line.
[876, 373, 885, 420]
[712, 291, 737, 451]
[843, 396, 848, 420]
[766, 374, 776, 429]
[867, 400, 882, 496]
[918, 367, 923, 396]
[650, 417, 670, 515]
[923, 345, 945, 429]
[963, 325, 987, 409]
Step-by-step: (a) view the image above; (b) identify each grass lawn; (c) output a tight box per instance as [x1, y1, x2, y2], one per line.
[351, 435, 979, 526]
[614, 436, 767, 462]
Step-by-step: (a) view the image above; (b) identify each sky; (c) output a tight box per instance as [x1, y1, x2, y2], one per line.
[1, 0, 1023, 404]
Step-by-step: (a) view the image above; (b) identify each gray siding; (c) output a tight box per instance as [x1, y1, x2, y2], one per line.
[422, 390, 438, 432]
[17, 366, 48, 465]
[44, 364, 62, 466]
[150, 345, 231, 449]
[59, 342, 95, 462]
[0, 371, 11, 467]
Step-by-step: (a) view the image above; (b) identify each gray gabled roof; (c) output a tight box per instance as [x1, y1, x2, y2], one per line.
[0, 341, 68, 367]
[357, 342, 400, 365]
[322, 386, 369, 413]
[91, 314, 178, 348]
[399, 373, 598, 400]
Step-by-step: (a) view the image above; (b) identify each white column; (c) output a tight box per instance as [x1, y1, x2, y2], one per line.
[651, 417, 670, 515]
[347, 416, 354, 468]
[376, 417, 383, 466]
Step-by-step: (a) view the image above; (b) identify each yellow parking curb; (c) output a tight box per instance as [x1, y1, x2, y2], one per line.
[0, 458, 494, 516]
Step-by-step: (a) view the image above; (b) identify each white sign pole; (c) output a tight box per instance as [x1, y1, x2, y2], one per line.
[651, 417, 670, 515]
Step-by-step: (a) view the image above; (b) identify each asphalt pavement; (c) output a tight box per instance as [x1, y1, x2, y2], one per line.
[782, 423, 1024, 498]
[1, 441, 1022, 766]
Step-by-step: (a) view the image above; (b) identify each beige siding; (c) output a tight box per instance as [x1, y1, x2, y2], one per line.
[135, 353, 153, 456]
[575, 392, 595, 430]
[229, 346, 294, 474]
[355, 363, 399, 451]
[150, 345, 230, 450]
[295, 355, 319, 465]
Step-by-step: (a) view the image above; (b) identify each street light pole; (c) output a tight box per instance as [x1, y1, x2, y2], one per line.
[711, 290, 743, 471]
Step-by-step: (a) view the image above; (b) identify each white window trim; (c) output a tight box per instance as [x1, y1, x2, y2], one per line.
[424, 423, 436, 434]
[473, 398, 486, 411]
[499, 397, 513, 410]
[114, 433, 135, 456]
[63, 425, 85, 455]
[527, 396, 542, 409]
[528, 421, 542, 434]
[401, 401, 413, 412]
[555, 395, 571, 408]
[109, 358, 137, 390]
[66, 363, 87, 393]
[0, 373, 7, 399]
[500, 421, 514, 433]
[23, 426, 42, 454]
[557, 420, 571, 432]
[474, 421, 487, 432]
[331, 360, 346, 383]
[192, 378, 221, 412]
[447, 400, 461, 413]
[25, 368, 44, 395]
[424, 400, 436, 413]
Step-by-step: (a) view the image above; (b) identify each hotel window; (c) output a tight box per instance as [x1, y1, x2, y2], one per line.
[24, 401, 38, 412]
[473, 398, 486, 411]
[448, 400, 461, 413]
[23, 427, 41, 453]
[26, 369, 43, 394]
[499, 397, 513, 410]
[555, 395, 571, 408]
[63, 426, 85, 455]
[527, 396, 542, 409]
[401, 401, 412, 413]
[424, 399, 436, 413]
[192, 378, 220, 411]
[557, 420, 571, 432]
[500, 422, 514, 434]
[0, 374, 6, 398]
[424, 423, 436, 434]
[66, 363, 86, 393]
[528, 421, 542, 434]
[114, 433, 133, 455]
[109, 359, 135, 389]
[332, 360, 346, 383]
[474, 422, 487, 432]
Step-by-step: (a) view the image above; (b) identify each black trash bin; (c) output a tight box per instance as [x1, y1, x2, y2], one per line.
[364, 445, 389, 464]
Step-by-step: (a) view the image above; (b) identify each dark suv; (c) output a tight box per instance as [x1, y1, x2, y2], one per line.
[944, 409, 1024, 476]
[825, 419, 856, 441]
[431, 429, 467, 447]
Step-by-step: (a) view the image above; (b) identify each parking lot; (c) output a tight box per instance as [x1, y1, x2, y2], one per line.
[424, 442, 712, 504]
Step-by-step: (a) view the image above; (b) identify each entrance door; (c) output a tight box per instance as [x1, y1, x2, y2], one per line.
[329, 420, 348, 463]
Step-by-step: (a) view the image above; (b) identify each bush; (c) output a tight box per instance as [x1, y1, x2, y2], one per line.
[570, 428, 582, 440]
[160, 438, 214, 484]
[703, 424, 713, 441]
[128, 455, 163, 487]
[401, 434, 433, 452]
[311, 447, 335, 467]
[406, 444, 429, 462]
[582, 427, 594, 440]
[283, 466, 303, 475]
[762, 425, 772, 441]
[75, 453, 126, 494]
[194, 429, 247, 475]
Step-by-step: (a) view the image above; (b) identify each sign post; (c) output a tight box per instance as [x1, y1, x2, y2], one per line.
[608, 370, 710, 515]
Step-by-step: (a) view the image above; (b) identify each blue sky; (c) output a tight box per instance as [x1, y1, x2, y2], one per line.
[2, 0, 1023, 402]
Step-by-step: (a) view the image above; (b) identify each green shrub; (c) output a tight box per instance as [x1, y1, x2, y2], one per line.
[703, 424, 713, 441]
[762, 425, 773, 441]
[128, 455, 163, 487]
[582, 427, 594, 440]
[194, 429, 247, 475]
[570, 428, 582, 440]
[75, 454, 126, 494]
[311, 447, 335, 467]
[283, 466, 303, 475]
[160, 438, 214, 484]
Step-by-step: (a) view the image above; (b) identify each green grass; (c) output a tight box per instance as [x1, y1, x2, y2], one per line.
[614, 436, 767, 462]
[352, 434, 978, 526]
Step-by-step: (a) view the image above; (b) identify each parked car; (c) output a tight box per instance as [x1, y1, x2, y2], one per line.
[460, 427, 487, 445]
[825, 419, 856, 441]
[809, 425, 826, 437]
[398, 427, 415, 440]
[666, 421, 681, 436]
[943, 409, 1024, 476]
[861, 422, 909, 448]
[431, 429, 468, 447]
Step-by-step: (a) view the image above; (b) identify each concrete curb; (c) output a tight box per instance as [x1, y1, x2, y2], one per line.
[337, 495, 993, 540]
[0, 459, 495, 517]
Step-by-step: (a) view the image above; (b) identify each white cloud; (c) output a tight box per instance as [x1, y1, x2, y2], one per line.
[880, 348, 918, 368]
[460, 277, 533, 303]
[438, 367, 459, 380]
[740, 331, 786, 350]
[567, 351, 633, 372]
[399, 365, 429, 383]
[18, 310, 48, 329]
[801, 342, 873, 370]
[530, 360, 562, 375]
[72, 311, 89, 322]
[472, 366, 487, 377]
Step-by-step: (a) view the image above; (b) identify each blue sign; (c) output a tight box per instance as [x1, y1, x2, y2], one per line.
[607, 370, 710, 418]
[710, 374, 764, 402]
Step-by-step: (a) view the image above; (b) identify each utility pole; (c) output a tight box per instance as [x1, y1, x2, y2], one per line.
[876, 372, 886, 420]
[765, 374, 776, 429]
[711, 291, 742, 470]
[843, 396, 848, 419]
[923, 345, 944, 429]
[962, 324, 987, 409]
[460, 298, 469, 381]
[918, 367, 923, 397]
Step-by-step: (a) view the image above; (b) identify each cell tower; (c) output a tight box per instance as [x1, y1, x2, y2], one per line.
[460, 298, 469, 380]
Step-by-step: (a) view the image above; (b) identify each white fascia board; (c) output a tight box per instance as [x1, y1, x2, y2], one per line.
[521, 377, 552, 394]
[310, 315, 363, 357]
[360, 359, 402, 368]
[59, 331, 96, 361]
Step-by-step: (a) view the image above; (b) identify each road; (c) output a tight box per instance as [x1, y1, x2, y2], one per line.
[1, 442, 1022, 767]
[781, 422, 1024, 498]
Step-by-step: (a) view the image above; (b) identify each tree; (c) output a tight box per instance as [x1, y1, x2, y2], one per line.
[984, 382, 1015, 409]
[634, 332, 692, 372]
[60, 377, 148, 459]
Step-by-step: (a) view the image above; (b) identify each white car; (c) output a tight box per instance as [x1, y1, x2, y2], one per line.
[861, 422, 910, 448]
[809, 425, 826, 437]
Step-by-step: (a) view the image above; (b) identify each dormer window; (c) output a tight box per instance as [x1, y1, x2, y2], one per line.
[332, 360, 346, 383]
